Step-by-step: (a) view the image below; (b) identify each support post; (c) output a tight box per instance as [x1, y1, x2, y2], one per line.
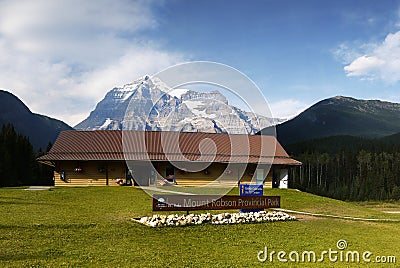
[105, 162, 109, 186]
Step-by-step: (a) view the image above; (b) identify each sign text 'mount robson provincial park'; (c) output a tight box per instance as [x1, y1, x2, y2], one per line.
[152, 195, 280, 211]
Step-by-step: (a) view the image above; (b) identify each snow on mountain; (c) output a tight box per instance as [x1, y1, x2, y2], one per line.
[99, 118, 113, 130]
[75, 75, 280, 134]
[168, 88, 189, 98]
[183, 100, 217, 118]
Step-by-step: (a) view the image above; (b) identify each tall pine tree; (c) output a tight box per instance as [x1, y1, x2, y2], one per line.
[0, 123, 51, 186]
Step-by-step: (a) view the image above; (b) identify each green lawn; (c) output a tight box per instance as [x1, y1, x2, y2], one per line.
[0, 187, 399, 267]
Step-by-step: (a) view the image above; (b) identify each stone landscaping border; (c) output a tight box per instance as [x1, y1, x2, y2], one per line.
[132, 211, 296, 227]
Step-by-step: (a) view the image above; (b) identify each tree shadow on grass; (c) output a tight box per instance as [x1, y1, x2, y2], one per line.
[0, 248, 65, 262]
[0, 223, 98, 230]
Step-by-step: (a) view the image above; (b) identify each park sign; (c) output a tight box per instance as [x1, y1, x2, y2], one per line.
[240, 184, 263, 196]
[239, 184, 264, 213]
[152, 194, 280, 211]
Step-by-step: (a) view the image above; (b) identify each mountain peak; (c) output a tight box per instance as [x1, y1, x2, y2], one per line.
[0, 90, 31, 114]
[267, 96, 400, 145]
[181, 89, 227, 104]
[332, 95, 352, 100]
[75, 77, 276, 133]
[0, 90, 73, 150]
[328, 95, 399, 105]
[323, 96, 400, 113]
[324, 96, 358, 103]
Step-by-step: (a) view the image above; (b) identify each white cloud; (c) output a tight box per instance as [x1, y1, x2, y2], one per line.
[0, 0, 185, 126]
[269, 99, 308, 120]
[342, 31, 400, 83]
[344, 55, 385, 78]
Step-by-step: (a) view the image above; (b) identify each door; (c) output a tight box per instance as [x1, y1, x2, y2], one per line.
[272, 169, 279, 188]
[255, 168, 264, 185]
[165, 165, 175, 183]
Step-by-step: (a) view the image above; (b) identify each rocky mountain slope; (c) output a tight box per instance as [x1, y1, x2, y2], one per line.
[75, 76, 279, 134]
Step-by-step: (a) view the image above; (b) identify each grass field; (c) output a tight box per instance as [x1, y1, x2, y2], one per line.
[0, 187, 399, 267]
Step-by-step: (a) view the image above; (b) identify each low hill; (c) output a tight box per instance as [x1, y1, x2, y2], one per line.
[261, 96, 400, 145]
[0, 90, 73, 150]
[379, 131, 400, 145]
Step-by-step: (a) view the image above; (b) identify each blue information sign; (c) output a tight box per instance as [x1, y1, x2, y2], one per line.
[239, 184, 264, 212]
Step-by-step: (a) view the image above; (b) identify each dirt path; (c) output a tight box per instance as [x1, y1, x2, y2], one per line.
[24, 186, 52, 191]
[140, 186, 196, 195]
[383, 211, 400, 214]
[273, 208, 400, 222]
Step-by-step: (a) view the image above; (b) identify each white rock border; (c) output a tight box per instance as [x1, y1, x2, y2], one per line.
[133, 211, 296, 227]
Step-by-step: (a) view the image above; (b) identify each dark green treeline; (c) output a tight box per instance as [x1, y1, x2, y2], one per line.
[0, 124, 53, 186]
[287, 135, 400, 201]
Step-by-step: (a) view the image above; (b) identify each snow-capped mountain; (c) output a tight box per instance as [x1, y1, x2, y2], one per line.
[75, 76, 281, 134]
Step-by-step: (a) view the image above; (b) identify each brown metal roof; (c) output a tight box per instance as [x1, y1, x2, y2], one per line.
[37, 130, 301, 165]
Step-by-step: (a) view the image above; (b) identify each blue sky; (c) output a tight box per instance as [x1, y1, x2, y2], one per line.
[1, 0, 400, 125]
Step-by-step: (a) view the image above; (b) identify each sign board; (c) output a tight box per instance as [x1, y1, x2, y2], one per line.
[239, 184, 264, 212]
[240, 184, 263, 196]
[152, 194, 280, 211]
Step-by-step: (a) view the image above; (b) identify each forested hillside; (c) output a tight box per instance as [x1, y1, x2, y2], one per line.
[261, 96, 400, 145]
[287, 135, 400, 201]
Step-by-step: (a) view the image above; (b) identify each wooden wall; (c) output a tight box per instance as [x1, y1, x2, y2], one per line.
[54, 161, 126, 186]
[53, 160, 275, 188]
[156, 162, 274, 188]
